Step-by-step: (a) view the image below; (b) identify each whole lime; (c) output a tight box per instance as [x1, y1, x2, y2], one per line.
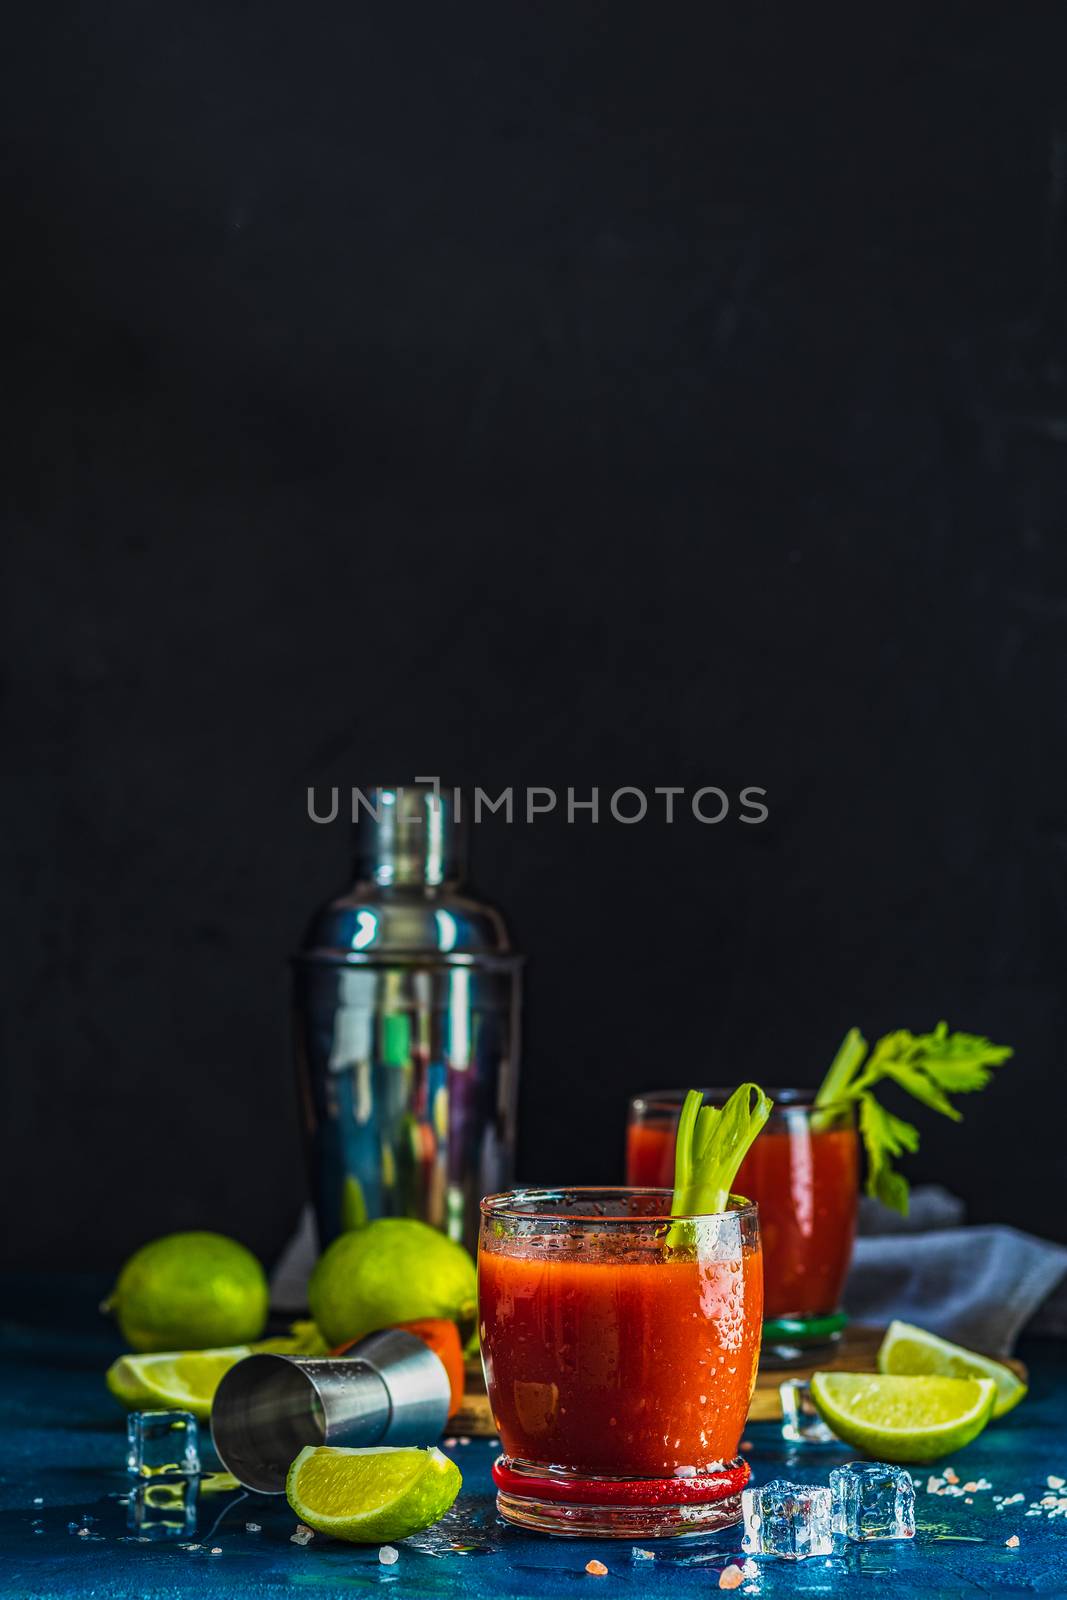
[108, 1232, 269, 1352]
[309, 1219, 476, 1348]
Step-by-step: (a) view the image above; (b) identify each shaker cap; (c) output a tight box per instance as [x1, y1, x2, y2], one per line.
[353, 784, 465, 889]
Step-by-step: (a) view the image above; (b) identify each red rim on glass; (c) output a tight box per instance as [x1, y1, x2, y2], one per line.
[491, 1456, 751, 1506]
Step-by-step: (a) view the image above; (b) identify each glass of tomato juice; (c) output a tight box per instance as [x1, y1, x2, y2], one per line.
[478, 1187, 762, 1537]
[627, 1090, 859, 1367]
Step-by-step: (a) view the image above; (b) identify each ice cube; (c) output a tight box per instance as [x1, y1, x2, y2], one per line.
[741, 1480, 834, 1559]
[126, 1411, 200, 1478]
[779, 1380, 837, 1445]
[829, 1462, 916, 1542]
[127, 1478, 198, 1541]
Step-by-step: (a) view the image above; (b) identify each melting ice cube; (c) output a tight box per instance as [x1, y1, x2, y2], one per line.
[126, 1411, 200, 1478]
[779, 1380, 837, 1445]
[829, 1462, 916, 1542]
[741, 1480, 834, 1559]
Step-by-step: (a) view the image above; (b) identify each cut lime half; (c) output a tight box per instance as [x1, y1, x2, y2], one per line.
[809, 1371, 996, 1463]
[286, 1445, 461, 1544]
[877, 1320, 1027, 1420]
[106, 1346, 251, 1420]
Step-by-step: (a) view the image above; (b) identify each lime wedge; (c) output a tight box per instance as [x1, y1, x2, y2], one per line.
[106, 1346, 250, 1420]
[809, 1371, 997, 1463]
[286, 1445, 461, 1544]
[877, 1320, 1027, 1419]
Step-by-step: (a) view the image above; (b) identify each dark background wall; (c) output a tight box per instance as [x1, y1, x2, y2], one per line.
[3, 2, 1066, 1271]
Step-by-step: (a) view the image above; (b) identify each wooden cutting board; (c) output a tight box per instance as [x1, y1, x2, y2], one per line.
[450, 1326, 1027, 1436]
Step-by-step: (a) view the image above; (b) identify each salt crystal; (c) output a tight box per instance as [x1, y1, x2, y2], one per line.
[631, 1548, 655, 1561]
[78, 1528, 90, 1537]
[1049, 1476, 1066, 1490]
[290, 1525, 314, 1546]
[719, 1566, 744, 1590]
[742, 1559, 759, 1578]
[379, 1546, 399, 1566]
[926, 1477, 944, 1494]
[210, 1547, 222, 1555]
[943, 1468, 959, 1484]
[245, 1523, 261, 1533]
[32, 1498, 43, 1506]
[963, 1482, 979, 1493]
[1006, 1535, 1020, 1548]
[585, 1559, 608, 1576]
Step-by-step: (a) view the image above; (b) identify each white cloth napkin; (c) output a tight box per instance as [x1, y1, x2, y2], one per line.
[846, 1188, 1067, 1355]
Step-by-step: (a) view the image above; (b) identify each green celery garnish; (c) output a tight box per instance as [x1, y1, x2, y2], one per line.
[670, 1083, 773, 1217]
[814, 1022, 1013, 1215]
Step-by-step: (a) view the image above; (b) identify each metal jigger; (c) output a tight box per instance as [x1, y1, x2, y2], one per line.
[210, 1329, 452, 1493]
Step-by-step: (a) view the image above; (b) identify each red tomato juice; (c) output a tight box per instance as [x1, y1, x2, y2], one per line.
[626, 1117, 858, 1320]
[478, 1235, 762, 1479]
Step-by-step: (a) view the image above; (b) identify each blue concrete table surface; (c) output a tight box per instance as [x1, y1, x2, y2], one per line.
[2, 1278, 1066, 1599]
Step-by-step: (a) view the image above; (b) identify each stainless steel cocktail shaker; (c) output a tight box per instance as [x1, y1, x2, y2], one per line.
[292, 784, 522, 1255]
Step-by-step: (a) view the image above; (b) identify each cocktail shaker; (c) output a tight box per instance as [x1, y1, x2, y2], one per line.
[292, 783, 522, 1255]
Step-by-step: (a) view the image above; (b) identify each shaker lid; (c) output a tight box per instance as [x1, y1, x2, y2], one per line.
[353, 784, 464, 889]
[295, 783, 520, 965]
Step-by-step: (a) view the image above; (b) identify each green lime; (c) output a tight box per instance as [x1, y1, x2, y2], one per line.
[106, 1232, 269, 1352]
[286, 1445, 461, 1543]
[810, 1371, 997, 1463]
[877, 1319, 1028, 1420]
[106, 1346, 250, 1419]
[308, 1219, 476, 1349]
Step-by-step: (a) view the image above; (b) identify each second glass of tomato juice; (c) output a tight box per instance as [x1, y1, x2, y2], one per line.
[478, 1187, 762, 1537]
[628, 1090, 858, 1366]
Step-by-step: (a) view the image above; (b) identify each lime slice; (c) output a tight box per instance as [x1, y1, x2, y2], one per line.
[809, 1371, 997, 1463]
[877, 1320, 1027, 1419]
[286, 1445, 461, 1544]
[106, 1346, 250, 1420]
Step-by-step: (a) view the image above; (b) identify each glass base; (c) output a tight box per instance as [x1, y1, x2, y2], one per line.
[760, 1312, 848, 1369]
[491, 1456, 749, 1539]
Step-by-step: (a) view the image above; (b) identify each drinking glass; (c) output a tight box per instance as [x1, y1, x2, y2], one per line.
[627, 1090, 859, 1366]
[478, 1187, 762, 1537]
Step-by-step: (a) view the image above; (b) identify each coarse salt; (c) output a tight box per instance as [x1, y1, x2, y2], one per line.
[586, 1559, 608, 1576]
[719, 1566, 744, 1590]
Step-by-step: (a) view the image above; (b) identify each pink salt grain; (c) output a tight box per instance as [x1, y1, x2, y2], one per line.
[585, 1560, 608, 1576]
[719, 1565, 744, 1590]
[1006, 1536, 1020, 1548]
